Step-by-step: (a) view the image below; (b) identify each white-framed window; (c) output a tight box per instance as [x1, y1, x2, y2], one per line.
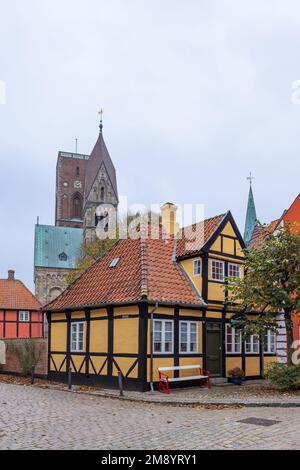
[193, 258, 202, 276]
[211, 259, 225, 282]
[264, 330, 276, 354]
[180, 321, 198, 353]
[71, 322, 85, 352]
[19, 311, 29, 322]
[228, 263, 241, 279]
[226, 324, 242, 353]
[245, 334, 260, 354]
[153, 319, 174, 354]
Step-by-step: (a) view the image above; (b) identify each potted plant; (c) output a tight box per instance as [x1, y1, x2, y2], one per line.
[228, 367, 245, 385]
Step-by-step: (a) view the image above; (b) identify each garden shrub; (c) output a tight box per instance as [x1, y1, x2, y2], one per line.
[8, 339, 41, 375]
[266, 362, 300, 391]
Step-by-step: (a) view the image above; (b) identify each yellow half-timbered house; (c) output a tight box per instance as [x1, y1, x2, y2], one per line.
[45, 205, 277, 391]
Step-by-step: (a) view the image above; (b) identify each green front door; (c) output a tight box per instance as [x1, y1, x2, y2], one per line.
[206, 322, 222, 377]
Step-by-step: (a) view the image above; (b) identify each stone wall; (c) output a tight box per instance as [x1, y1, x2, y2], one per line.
[0, 338, 48, 377]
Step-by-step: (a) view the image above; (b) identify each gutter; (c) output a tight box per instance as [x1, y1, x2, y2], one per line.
[149, 302, 159, 392]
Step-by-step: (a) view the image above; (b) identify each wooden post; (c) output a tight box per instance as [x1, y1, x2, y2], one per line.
[68, 367, 72, 390]
[118, 371, 124, 397]
[31, 365, 35, 385]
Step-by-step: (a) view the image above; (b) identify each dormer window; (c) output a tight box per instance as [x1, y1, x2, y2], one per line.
[109, 258, 120, 268]
[59, 252, 68, 261]
[193, 258, 202, 276]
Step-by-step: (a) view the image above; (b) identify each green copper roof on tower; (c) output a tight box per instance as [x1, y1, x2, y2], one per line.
[244, 175, 257, 246]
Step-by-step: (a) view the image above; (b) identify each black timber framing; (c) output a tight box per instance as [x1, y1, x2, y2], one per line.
[138, 302, 148, 391]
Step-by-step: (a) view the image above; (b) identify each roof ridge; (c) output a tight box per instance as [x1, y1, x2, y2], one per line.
[181, 212, 226, 231]
[140, 224, 148, 299]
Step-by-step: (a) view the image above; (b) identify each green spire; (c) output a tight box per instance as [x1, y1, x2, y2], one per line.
[244, 176, 257, 246]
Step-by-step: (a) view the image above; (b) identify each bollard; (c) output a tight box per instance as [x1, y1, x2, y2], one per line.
[31, 365, 35, 385]
[118, 371, 124, 397]
[68, 367, 72, 390]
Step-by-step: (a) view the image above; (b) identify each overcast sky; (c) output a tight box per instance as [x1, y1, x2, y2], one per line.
[1, 0, 300, 290]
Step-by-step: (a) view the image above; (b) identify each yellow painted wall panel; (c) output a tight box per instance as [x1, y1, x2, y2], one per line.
[148, 357, 175, 382]
[51, 322, 67, 352]
[222, 222, 236, 237]
[71, 311, 85, 319]
[245, 357, 260, 376]
[178, 357, 203, 377]
[51, 313, 66, 321]
[90, 320, 108, 353]
[71, 355, 85, 372]
[113, 357, 138, 378]
[179, 308, 202, 317]
[180, 259, 202, 294]
[114, 317, 139, 354]
[89, 356, 107, 375]
[236, 241, 244, 257]
[114, 306, 139, 316]
[50, 354, 66, 372]
[222, 237, 235, 255]
[91, 308, 107, 318]
[206, 312, 222, 319]
[150, 306, 174, 315]
[226, 357, 242, 376]
[210, 238, 221, 251]
[208, 282, 225, 302]
[264, 356, 277, 370]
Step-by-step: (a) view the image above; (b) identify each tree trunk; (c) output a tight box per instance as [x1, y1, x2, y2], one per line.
[284, 309, 294, 366]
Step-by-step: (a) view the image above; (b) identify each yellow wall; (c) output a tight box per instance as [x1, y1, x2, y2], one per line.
[226, 357, 242, 376]
[208, 282, 224, 302]
[113, 357, 138, 378]
[222, 237, 235, 255]
[91, 308, 107, 318]
[221, 222, 236, 237]
[71, 311, 85, 319]
[89, 356, 107, 375]
[51, 322, 67, 351]
[90, 320, 108, 353]
[148, 357, 175, 382]
[114, 317, 139, 354]
[114, 305, 139, 316]
[50, 354, 66, 372]
[178, 357, 203, 377]
[245, 357, 260, 376]
[179, 258, 202, 294]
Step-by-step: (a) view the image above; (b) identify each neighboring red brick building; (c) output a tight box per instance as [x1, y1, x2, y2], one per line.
[0, 270, 43, 338]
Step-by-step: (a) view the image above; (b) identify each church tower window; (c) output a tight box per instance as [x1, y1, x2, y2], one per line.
[71, 193, 83, 219]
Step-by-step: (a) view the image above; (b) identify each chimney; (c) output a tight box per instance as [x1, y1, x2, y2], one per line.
[161, 203, 180, 236]
[8, 270, 15, 281]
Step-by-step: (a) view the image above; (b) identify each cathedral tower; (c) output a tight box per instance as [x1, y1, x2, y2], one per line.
[83, 117, 118, 244]
[244, 175, 257, 246]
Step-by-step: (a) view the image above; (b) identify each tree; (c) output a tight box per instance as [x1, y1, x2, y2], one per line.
[227, 224, 300, 366]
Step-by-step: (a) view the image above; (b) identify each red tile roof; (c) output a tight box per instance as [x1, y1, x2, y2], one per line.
[176, 213, 226, 258]
[249, 218, 282, 248]
[46, 225, 205, 311]
[0, 278, 41, 310]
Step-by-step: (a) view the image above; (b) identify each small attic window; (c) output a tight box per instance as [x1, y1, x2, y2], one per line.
[59, 252, 68, 261]
[109, 258, 120, 268]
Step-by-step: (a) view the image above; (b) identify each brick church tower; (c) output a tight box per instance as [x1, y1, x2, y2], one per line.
[34, 117, 118, 307]
[83, 118, 118, 244]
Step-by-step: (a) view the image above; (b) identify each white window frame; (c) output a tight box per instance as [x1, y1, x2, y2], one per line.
[153, 319, 174, 354]
[226, 324, 242, 354]
[264, 330, 276, 354]
[211, 259, 225, 282]
[19, 311, 30, 322]
[179, 321, 198, 354]
[70, 321, 85, 353]
[245, 334, 260, 354]
[193, 258, 202, 276]
[228, 262, 241, 279]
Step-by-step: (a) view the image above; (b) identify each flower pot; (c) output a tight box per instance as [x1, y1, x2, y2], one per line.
[231, 377, 243, 385]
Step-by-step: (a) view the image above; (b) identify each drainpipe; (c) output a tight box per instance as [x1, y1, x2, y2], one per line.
[150, 302, 159, 391]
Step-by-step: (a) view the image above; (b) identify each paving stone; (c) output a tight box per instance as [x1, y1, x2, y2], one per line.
[0, 383, 299, 450]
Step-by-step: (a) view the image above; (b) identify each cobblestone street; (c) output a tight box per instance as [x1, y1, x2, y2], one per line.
[0, 383, 299, 450]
